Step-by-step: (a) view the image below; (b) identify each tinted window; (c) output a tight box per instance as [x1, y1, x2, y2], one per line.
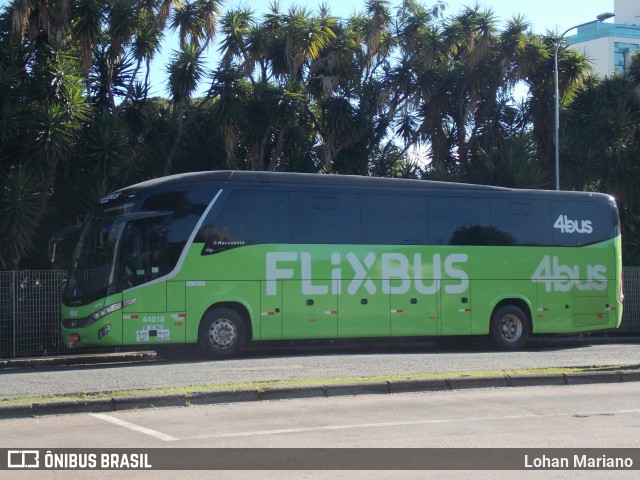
[291, 192, 360, 244]
[429, 197, 494, 245]
[198, 189, 290, 254]
[361, 194, 427, 244]
[141, 189, 211, 265]
[551, 200, 616, 246]
[120, 215, 173, 289]
[491, 199, 551, 246]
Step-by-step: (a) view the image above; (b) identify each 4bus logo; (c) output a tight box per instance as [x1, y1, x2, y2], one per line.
[554, 214, 593, 234]
[531, 255, 607, 293]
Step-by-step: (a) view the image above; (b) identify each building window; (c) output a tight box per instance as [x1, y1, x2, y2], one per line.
[614, 42, 640, 73]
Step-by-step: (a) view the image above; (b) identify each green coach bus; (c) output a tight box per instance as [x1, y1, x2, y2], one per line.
[60, 171, 623, 358]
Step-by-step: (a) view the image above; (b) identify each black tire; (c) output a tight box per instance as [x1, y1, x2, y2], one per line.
[490, 305, 530, 350]
[198, 307, 246, 359]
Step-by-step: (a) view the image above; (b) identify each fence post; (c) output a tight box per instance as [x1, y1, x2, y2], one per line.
[11, 270, 16, 358]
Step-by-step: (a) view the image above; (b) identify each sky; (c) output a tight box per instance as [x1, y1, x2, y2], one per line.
[151, 0, 617, 96]
[0, 0, 617, 93]
[221, 0, 615, 34]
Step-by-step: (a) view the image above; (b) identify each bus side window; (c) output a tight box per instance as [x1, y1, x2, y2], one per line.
[290, 192, 360, 244]
[198, 189, 291, 254]
[491, 199, 551, 246]
[428, 197, 493, 246]
[360, 194, 427, 245]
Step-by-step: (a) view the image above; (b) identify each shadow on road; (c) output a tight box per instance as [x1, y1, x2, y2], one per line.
[3, 334, 638, 375]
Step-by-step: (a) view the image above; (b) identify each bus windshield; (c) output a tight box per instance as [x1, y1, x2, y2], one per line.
[64, 187, 214, 306]
[64, 199, 134, 306]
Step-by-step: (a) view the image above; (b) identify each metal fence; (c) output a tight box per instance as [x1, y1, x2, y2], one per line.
[0, 271, 67, 358]
[1, 268, 640, 359]
[0, 270, 145, 359]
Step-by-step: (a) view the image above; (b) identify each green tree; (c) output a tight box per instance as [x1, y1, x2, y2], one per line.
[562, 68, 640, 263]
[400, 4, 534, 179]
[0, 2, 90, 268]
[0, 0, 225, 269]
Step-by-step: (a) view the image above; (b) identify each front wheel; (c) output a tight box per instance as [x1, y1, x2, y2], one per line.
[198, 308, 246, 359]
[490, 305, 530, 350]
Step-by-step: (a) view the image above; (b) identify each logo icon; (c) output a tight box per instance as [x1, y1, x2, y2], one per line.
[8, 450, 39, 469]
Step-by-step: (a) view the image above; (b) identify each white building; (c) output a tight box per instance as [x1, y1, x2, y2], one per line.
[568, 0, 640, 76]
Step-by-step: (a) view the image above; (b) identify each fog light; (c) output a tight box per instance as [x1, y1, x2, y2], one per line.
[70, 333, 80, 343]
[98, 325, 110, 340]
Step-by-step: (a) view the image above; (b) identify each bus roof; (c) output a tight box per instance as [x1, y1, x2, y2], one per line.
[118, 170, 616, 205]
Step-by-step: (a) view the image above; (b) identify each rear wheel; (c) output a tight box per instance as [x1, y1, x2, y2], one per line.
[490, 305, 530, 350]
[198, 308, 246, 359]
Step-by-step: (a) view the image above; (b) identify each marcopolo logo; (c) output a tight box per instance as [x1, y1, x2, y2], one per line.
[265, 251, 469, 296]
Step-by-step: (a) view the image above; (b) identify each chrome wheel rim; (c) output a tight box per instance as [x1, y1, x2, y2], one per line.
[208, 318, 237, 348]
[500, 314, 523, 342]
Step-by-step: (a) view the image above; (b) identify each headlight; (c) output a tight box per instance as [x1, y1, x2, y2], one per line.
[62, 302, 123, 329]
[89, 302, 123, 321]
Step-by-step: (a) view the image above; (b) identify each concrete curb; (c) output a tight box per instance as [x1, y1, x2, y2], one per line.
[2, 369, 639, 420]
[0, 352, 156, 369]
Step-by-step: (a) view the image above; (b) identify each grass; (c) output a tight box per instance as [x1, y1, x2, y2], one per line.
[0, 364, 633, 408]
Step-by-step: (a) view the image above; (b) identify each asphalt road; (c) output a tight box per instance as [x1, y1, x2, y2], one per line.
[1, 382, 639, 479]
[1, 339, 640, 400]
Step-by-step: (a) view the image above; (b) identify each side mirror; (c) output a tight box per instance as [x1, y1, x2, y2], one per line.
[48, 225, 81, 264]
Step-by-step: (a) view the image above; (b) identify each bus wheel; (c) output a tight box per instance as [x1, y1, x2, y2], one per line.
[490, 305, 530, 350]
[198, 308, 246, 358]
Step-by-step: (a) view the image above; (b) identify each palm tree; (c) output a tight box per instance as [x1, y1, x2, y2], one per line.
[208, 69, 248, 169]
[170, 0, 220, 49]
[0, 166, 42, 269]
[10, 0, 71, 43]
[70, 0, 103, 94]
[279, 6, 336, 81]
[218, 8, 253, 70]
[161, 0, 222, 174]
[560, 68, 640, 262]
[435, 6, 499, 168]
[0, 3, 90, 268]
[164, 42, 204, 174]
[127, 11, 163, 103]
[362, 0, 392, 75]
[213, 3, 342, 171]
[472, 132, 548, 188]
